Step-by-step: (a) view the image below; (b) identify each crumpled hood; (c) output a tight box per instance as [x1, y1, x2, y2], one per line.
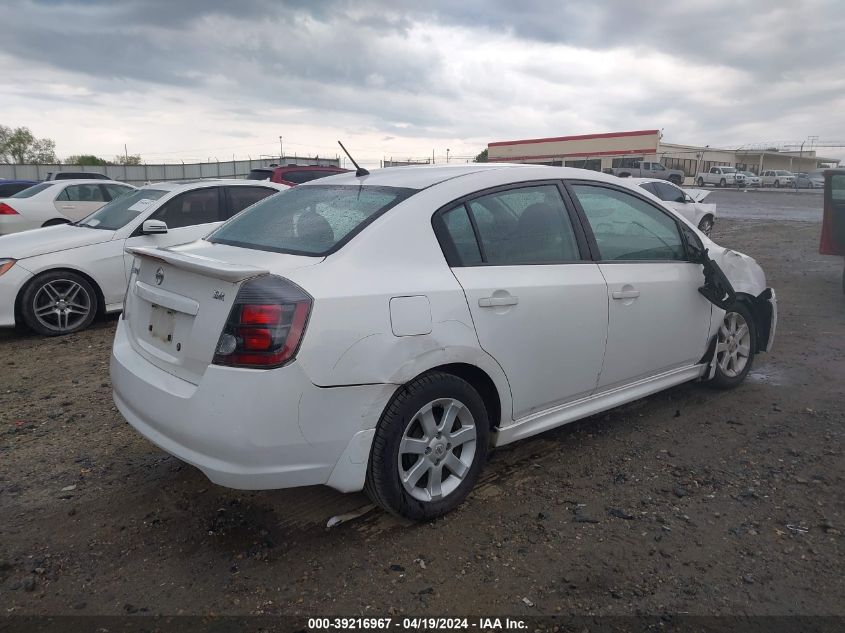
[684, 188, 712, 203]
[0, 224, 114, 260]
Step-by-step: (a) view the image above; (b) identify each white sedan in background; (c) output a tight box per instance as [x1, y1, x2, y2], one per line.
[629, 177, 717, 235]
[111, 164, 776, 521]
[0, 179, 287, 335]
[0, 179, 136, 235]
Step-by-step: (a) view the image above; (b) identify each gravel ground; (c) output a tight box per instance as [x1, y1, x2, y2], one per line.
[0, 217, 843, 617]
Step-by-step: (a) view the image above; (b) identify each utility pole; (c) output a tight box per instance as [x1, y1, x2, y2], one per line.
[124, 144, 129, 163]
[796, 140, 805, 191]
[447, 148, 451, 163]
[279, 136, 283, 162]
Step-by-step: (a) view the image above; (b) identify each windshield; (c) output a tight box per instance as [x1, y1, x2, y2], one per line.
[741, 171, 755, 177]
[208, 185, 416, 256]
[78, 188, 168, 230]
[11, 182, 54, 198]
[722, 167, 737, 173]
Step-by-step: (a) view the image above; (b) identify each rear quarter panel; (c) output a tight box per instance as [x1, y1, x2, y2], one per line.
[286, 173, 522, 422]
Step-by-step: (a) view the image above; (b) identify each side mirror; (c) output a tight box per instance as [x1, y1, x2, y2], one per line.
[142, 219, 168, 235]
[683, 194, 694, 203]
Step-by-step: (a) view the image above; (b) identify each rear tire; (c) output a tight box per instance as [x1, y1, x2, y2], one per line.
[20, 270, 98, 336]
[774, 179, 780, 188]
[719, 178, 726, 188]
[708, 303, 756, 389]
[669, 175, 682, 186]
[365, 372, 490, 521]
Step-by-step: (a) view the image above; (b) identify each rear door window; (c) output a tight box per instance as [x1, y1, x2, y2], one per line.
[460, 184, 581, 265]
[57, 184, 106, 202]
[439, 205, 483, 266]
[149, 187, 222, 229]
[570, 184, 686, 261]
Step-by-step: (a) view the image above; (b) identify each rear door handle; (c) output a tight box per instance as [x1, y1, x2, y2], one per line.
[612, 289, 641, 300]
[60, 205, 75, 210]
[478, 296, 519, 308]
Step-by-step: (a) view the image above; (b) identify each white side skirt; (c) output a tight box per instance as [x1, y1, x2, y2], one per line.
[494, 364, 706, 446]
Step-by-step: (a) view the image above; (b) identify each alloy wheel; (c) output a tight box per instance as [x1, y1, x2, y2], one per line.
[32, 279, 92, 333]
[716, 311, 751, 378]
[398, 398, 477, 502]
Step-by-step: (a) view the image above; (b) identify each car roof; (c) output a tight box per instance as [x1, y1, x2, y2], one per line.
[46, 179, 132, 185]
[625, 177, 676, 187]
[141, 179, 287, 192]
[299, 163, 630, 190]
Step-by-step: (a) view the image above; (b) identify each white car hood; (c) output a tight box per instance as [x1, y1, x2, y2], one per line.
[684, 188, 712, 203]
[0, 224, 114, 260]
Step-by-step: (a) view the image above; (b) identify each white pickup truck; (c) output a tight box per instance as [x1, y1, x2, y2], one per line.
[696, 166, 746, 188]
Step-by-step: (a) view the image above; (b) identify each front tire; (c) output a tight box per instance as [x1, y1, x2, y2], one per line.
[719, 178, 726, 188]
[365, 372, 490, 521]
[20, 271, 98, 336]
[709, 303, 756, 389]
[774, 179, 780, 188]
[697, 177, 705, 187]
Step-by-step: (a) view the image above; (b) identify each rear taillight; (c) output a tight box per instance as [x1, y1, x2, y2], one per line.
[0, 203, 19, 215]
[213, 275, 312, 369]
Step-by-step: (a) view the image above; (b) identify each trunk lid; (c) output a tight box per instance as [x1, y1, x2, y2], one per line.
[124, 244, 320, 384]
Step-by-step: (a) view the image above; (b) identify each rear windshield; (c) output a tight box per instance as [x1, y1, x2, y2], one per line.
[247, 169, 274, 180]
[78, 188, 168, 230]
[11, 182, 54, 198]
[208, 185, 416, 256]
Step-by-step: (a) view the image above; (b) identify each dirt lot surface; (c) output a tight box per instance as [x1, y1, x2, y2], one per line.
[1, 217, 843, 618]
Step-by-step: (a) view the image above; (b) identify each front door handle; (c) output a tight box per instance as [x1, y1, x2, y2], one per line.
[612, 289, 641, 300]
[478, 295, 519, 308]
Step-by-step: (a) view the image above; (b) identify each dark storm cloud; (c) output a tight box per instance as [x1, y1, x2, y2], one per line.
[2, 0, 844, 151]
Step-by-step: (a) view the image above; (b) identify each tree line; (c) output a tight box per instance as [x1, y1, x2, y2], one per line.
[0, 125, 141, 166]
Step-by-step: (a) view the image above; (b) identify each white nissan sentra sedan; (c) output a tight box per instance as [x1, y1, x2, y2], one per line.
[0, 179, 287, 335]
[111, 164, 776, 520]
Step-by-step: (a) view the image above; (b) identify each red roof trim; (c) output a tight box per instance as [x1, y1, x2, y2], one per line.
[488, 129, 660, 148]
[488, 148, 657, 162]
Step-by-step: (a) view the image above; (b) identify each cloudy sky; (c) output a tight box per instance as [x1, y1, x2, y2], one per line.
[1, 0, 844, 166]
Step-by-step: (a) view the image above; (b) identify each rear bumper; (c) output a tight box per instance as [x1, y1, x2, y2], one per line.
[111, 319, 395, 491]
[0, 262, 33, 327]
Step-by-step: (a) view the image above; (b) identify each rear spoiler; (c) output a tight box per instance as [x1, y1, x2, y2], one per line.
[126, 246, 269, 283]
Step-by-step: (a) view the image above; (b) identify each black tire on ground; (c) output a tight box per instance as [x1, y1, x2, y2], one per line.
[20, 270, 98, 336]
[365, 371, 490, 521]
[719, 178, 726, 188]
[774, 180, 780, 188]
[708, 302, 756, 390]
[669, 175, 682, 185]
[42, 218, 71, 227]
[698, 177, 705, 187]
